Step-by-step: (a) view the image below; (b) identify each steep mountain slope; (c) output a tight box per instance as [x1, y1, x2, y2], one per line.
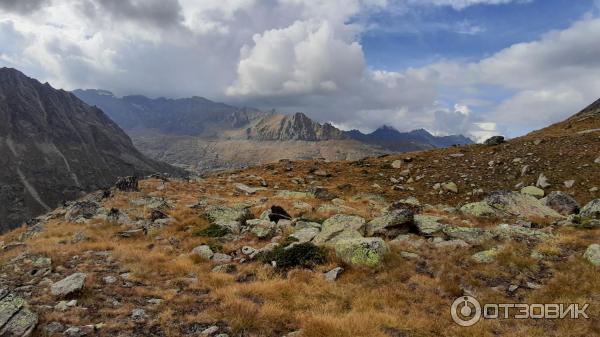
[74, 91, 473, 171]
[0, 68, 181, 233]
[0, 97, 598, 337]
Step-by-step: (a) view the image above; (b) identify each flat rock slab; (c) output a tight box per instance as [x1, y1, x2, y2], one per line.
[51, 273, 87, 297]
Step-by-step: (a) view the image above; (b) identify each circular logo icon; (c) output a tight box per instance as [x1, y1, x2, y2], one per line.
[451, 296, 482, 327]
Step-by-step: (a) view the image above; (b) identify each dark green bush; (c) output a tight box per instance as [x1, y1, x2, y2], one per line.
[258, 242, 326, 270]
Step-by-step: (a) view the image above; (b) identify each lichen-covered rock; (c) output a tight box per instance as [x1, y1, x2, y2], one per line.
[485, 191, 562, 220]
[205, 204, 252, 232]
[334, 238, 389, 268]
[0, 291, 38, 337]
[583, 244, 600, 266]
[247, 219, 278, 239]
[442, 226, 493, 245]
[543, 192, 580, 215]
[192, 245, 214, 260]
[460, 202, 502, 218]
[521, 186, 545, 198]
[413, 215, 445, 235]
[472, 248, 498, 263]
[313, 214, 366, 246]
[50, 273, 87, 297]
[580, 199, 600, 219]
[364, 208, 414, 237]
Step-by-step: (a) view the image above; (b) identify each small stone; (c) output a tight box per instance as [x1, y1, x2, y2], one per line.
[442, 182, 458, 194]
[584, 244, 600, 266]
[391, 160, 402, 169]
[211, 253, 233, 264]
[536, 173, 551, 188]
[400, 251, 419, 259]
[241, 246, 256, 256]
[131, 308, 147, 322]
[564, 180, 576, 188]
[202, 326, 219, 335]
[521, 186, 545, 198]
[102, 276, 117, 285]
[508, 285, 519, 292]
[323, 267, 344, 282]
[192, 245, 214, 260]
[147, 298, 163, 305]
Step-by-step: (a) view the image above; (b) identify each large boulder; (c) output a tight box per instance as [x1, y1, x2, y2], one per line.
[290, 227, 320, 243]
[313, 214, 366, 246]
[205, 204, 252, 233]
[543, 192, 580, 215]
[580, 199, 600, 219]
[485, 191, 562, 220]
[334, 238, 389, 268]
[0, 291, 38, 337]
[484, 136, 505, 146]
[364, 208, 414, 237]
[50, 273, 87, 298]
[494, 224, 553, 241]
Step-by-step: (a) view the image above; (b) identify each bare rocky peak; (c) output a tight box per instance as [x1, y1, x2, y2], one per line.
[0, 68, 181, 233]
[247, 112, 346, 141]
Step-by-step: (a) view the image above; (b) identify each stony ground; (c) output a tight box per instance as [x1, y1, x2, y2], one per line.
[1, 110, 600, 337]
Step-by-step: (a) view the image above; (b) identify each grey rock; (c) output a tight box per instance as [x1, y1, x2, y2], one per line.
[584, 244, 600, 266]
[484, 136, 505, 146]
[543, 192, 580, 215]
[313, 214, 366, 246]
[581, 199, 600, 219]
[211, 253, 233, 265]
[65, 201, 99, 222]
[51, 273, 87, 297]
[364, 208, 414, 237]
[0, 292, 38, 337]
[192, 245, 214, 260]
[131, 308, 147, 322]
[290, 227, 320, 243]
[485, 191, 562, 219]
[324, 267, 344, 282]
[536, 173, 551, 189]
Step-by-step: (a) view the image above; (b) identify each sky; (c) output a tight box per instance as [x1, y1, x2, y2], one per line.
[1, 0, 599, 141]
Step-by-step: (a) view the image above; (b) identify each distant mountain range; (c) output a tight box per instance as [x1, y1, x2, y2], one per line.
[347, 125, 473, 152]
[74, 89, 473, 171]
[0, 69, 182, 232]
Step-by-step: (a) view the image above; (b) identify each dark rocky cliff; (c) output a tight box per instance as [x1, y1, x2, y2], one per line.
[0, 68, 181, 232]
